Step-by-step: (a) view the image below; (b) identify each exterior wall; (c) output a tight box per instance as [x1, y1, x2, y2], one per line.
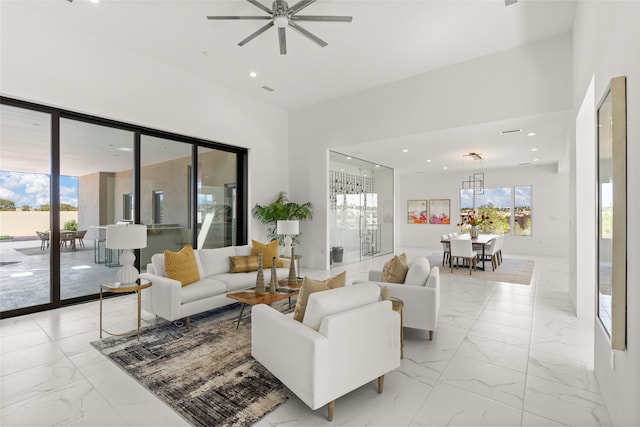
[573, 2, 640, 425]
[0, 212, 78, 238]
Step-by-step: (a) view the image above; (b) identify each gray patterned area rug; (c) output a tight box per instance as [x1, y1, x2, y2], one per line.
[428, 253, 535, 285]
[91, 302, 292, 427]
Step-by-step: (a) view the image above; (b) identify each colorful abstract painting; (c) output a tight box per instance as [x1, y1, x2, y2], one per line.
[429, 199, 450, 224]
[407, 200, 427, 224]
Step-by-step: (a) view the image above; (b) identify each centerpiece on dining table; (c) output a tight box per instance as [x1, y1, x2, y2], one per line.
[457, 211, 492, 238]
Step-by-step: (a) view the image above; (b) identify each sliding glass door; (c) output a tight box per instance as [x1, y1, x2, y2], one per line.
[0, 104, 52, 312]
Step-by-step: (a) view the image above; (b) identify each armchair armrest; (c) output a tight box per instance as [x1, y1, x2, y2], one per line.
[139, 272, 182, 321]
[251, 305, 329, 410]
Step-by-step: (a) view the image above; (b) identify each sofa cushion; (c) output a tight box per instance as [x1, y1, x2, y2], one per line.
[198, 246, 237, 277]
[303, 283, 381, 331]
[164, 244, 200, 287]
[293, 271, 346, 322]
[229, 255, 259, 273]
[180, 278, 227, 304]
[404, 257, 430, 286]
[215, 272, 258, 292]
[382, 253, 408, 283]
[251, 240, 283, 268]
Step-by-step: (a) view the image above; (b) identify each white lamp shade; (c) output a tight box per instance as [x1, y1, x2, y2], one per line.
[106, 224, 147, 249]
[277, 220, 299, 235]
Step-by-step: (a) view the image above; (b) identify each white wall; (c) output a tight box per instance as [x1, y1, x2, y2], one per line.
[573, 2, 640, 425]
[397, 164, 569, 258]
[0, 3, 290, 243]
[290, 34, 573, 268]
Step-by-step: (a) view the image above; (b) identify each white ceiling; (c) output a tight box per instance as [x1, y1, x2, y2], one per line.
[1, 0, 577, 175]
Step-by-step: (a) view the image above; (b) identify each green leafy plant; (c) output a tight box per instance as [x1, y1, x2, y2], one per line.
[63, 219, 78, 231]
[252, 192, 313, 244]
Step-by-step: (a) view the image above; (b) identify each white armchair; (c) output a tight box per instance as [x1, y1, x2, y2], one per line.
[251, 283, 400, 421]
[358, 256, 440, 340]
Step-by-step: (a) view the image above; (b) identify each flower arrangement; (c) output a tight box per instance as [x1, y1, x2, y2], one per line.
[457, 210, 492, 227]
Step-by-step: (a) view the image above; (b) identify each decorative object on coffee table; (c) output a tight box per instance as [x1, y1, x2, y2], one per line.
[270, 257, 277, 293]
[288, 248, 297, 286]
[255, 252, 266, 294]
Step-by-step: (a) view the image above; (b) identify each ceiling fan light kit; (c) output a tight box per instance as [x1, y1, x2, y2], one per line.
[207, 0, 353, 55]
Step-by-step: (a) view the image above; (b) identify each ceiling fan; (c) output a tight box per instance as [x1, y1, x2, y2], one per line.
[207, 0, 353, 55]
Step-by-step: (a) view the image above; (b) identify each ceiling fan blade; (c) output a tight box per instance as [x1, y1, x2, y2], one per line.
[245, 0, 273, 15]
[289, 0, 317, 15]
[238, 21, 274, 46]
[207, 16, 271, 20]
[278, 27, 287, 55]
[291, 15, 353, 22]
[288, 21, 327, 48]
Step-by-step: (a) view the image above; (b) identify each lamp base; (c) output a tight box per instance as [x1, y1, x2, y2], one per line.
[116, 249, 139, 285]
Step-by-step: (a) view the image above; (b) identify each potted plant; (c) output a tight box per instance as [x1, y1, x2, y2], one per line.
[252, 192, 313, 245]
[457, 210, 492, 238]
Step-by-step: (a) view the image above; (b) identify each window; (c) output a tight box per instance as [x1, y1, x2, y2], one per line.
[459, 185, 532, 236]
[152, 190, 164, 224]
[123, 193, 134, 221]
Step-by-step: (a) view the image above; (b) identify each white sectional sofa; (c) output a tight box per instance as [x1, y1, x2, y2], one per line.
[140, 244, 291, 326]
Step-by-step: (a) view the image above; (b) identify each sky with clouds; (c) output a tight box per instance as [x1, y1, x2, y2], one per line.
[460, 186, 531, 210]
[0, 171, 78, 208]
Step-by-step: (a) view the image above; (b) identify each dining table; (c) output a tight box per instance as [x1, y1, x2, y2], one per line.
[441, 234, 499, 271]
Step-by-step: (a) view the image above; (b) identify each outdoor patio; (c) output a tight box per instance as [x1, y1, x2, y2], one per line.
[0, 237, 139, 312]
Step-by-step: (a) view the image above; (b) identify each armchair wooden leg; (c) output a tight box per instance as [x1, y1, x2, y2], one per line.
[377, 375, 385, 394]
[185, 316, 190, 330]
[328, 400, 335, 421]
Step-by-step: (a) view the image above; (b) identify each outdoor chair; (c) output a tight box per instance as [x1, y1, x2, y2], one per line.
[36, 230, 49, 250]
[75, 230, 87, 248]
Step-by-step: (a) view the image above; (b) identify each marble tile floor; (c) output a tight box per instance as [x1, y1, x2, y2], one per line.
[0, 248, 610, 426]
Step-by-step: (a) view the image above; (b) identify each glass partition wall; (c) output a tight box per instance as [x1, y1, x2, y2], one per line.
[329, 151, 393, 265]
[0, 97, 247, 318]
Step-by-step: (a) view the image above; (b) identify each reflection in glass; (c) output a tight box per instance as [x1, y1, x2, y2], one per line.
[140, 136, 192, 267]
[197, 147, 237, 248]
[597, 88, 614, 337]
[0, 105, 52, 311]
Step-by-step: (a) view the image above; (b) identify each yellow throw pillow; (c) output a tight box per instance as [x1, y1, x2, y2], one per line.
[293, 271, 347, 322]
[229, 255, 259, 273]
[251, 240, 283, 268]
[382, 253, 409, 283]
[164, 244, 200, 287]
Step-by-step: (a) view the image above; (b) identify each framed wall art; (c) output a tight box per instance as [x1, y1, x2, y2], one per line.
[429, 199, 451, 224]
[596, 76, 627, 351]
[407, 200, 427, 224]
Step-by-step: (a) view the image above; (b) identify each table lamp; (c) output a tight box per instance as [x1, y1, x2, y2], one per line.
[277, 220, 299, 258]
[106, 224, 147, 285]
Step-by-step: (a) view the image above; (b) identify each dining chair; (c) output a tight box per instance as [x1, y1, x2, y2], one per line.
[440, 234, 450, 266]
[75, 230, 87, 248]
[450, 238, 478, 275]
[482, 238, 500, 271]
[495, 235, 504, 265]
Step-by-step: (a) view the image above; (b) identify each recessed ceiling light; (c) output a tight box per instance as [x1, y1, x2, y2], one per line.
[426, 159, 432, 163]
[533, 158, 539, 162]
[346, 157, 352, 160]
[527, 132, 537, 136]
[443, 166, 448, 170]
[375, 164, 380, 167]
[118, 147, 132, 152]
[531, 148, 538, 152]
[89, 0, 100, 3]
[403, 149, 409, 153]
[249, 71, 257, 78]
[500, 129, 522, 134]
